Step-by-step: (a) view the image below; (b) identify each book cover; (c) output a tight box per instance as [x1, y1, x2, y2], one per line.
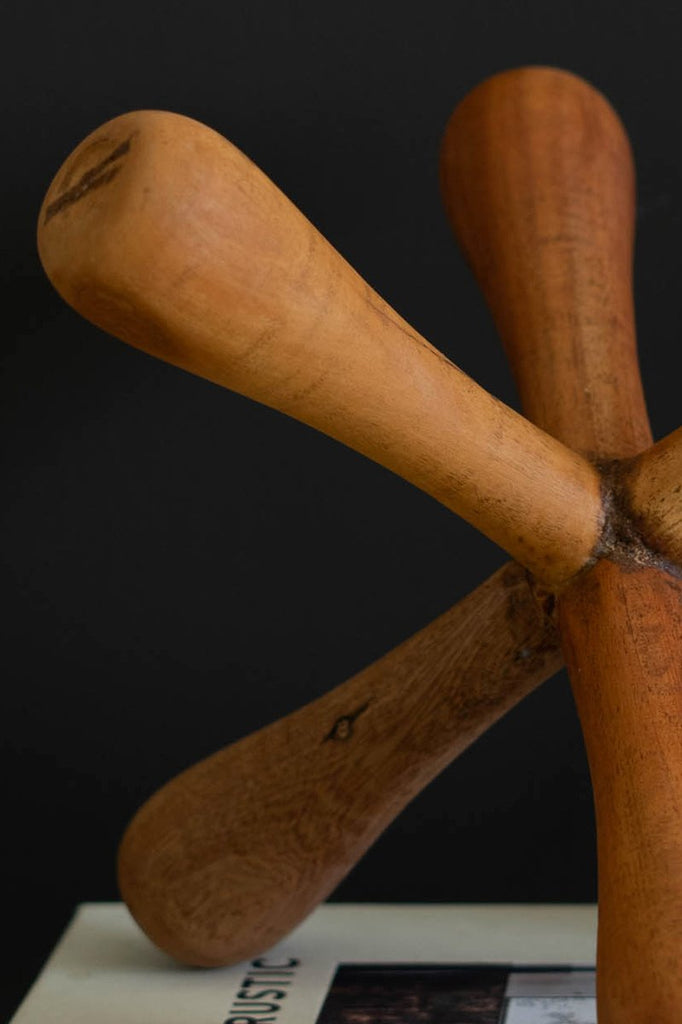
[10, 903, 597, 1024]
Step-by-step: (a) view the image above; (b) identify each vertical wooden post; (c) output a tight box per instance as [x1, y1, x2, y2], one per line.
[441, 66, 682, 1021]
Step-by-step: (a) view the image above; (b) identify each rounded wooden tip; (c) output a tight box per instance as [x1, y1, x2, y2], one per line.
[439, 65, 634, 284]
[441, 64, 628, 151]
[439, 64, 649, 459]
[37, 110, 275, 370]
[39, 110, 176, 272]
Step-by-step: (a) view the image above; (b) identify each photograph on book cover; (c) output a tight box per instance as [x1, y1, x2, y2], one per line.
[315, 964, 596, 1024]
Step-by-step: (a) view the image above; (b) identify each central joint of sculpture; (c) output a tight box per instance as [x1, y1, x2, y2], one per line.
[37, 67, 682, 1024]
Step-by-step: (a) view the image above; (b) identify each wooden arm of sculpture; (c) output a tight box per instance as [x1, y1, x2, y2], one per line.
[36, 116, 571, 966]
[441, 65, 682, 1024]
[36, 110, 601, 586]
[116, 561, 560, 965]
[620, 427, 682, 564]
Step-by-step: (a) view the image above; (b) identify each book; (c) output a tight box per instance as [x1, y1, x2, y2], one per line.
[10, 902, 597, 1023]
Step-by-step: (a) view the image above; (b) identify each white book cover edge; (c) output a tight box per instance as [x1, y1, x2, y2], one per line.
[10, 902, 598, 1024]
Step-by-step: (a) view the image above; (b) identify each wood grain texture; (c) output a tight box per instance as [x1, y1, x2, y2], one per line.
[560, 562, 682, 1022]
[37, 110, 601, 586]
[624, 426, 682, 565]
[37, 73, 682, 1010]
[117, 562, 561, 965]
[441, 66, 682, 1023]
[441, 65, 651, 460]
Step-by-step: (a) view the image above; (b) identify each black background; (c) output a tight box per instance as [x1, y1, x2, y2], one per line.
[4, 1, 682, 1018]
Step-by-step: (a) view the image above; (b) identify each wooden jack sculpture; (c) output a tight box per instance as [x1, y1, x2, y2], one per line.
[38, 67, 682, 1022]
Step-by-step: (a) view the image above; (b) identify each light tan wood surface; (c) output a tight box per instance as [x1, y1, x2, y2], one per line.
[441, 65, 682, 1023]
[37, 109, 601, 586]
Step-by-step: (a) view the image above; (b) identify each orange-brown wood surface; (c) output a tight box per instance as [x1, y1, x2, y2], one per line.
[37, 110, 601, 586]
[560, 562, 682, 1021]
[441, 66, 651, 460]
[625, 426, 682, 565]
[441, 66, 682, 1023]
[118, 562, 560, 964]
